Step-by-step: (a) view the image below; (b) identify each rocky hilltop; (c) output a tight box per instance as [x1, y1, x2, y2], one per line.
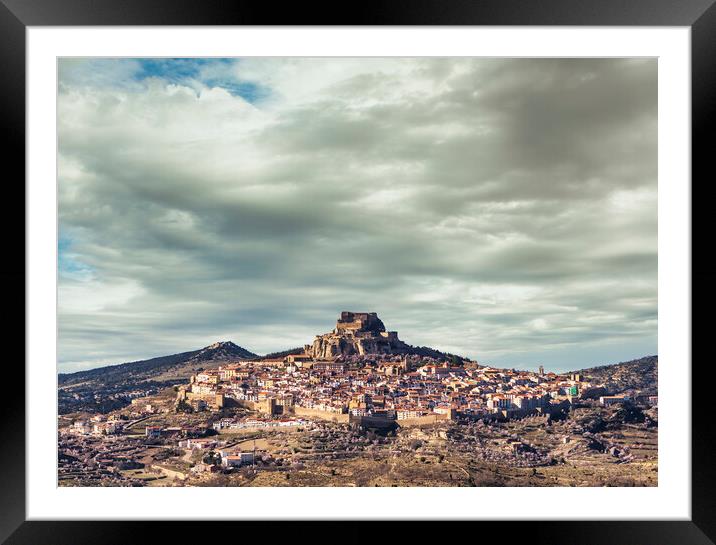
[186, 341, 256, 363]
[306, 311, 414, 358]
[58, 341, 257, 388]
[573, 355, 658, 396]
[58, 341, 258, 415]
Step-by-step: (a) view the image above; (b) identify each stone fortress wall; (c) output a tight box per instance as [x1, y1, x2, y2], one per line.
[335, 312, 384, 332]
[307, 311, 410, 359]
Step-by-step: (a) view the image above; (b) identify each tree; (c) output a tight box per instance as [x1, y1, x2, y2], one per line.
[175, 399, 192, 414]
[202, 450, 221, 466]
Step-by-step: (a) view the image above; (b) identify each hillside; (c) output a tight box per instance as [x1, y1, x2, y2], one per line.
[572, 355, 658, 396]
[258, 347, 305, 360]
[59, 341, 257, 386]
[58, 341, 257, 414]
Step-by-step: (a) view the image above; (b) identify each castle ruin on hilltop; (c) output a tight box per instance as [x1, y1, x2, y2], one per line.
[305, 311, 410, 358]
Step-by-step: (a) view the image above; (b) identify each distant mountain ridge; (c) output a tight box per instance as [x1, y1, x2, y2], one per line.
[572, 355, 657, 396]
[58, 341, 257, 386]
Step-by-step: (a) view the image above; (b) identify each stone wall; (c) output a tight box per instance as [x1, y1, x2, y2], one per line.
[396, 413, 450, 427]
[234, 399, 258, 411]
[292, 405, 350, 424]
[349, 415, 395, 429]
[182, 391, 225, 409]
[336, 312, 384, 333]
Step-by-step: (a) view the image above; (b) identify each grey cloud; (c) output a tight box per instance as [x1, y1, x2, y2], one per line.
[58, 58, 657, 373]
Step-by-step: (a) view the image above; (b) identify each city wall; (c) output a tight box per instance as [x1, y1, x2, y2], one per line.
[222, 398, 455, 428]
[234, 402, 447, 428]
[349, 415, 395, 429]
[234, 399, 258, 411]
[396, 413, 450, 427]
[292, 406, 350, 424]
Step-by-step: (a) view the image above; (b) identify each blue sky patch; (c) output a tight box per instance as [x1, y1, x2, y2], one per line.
[134, 58, 270, 103]
[60, 58, 271, 104]
[59, 235, 94, 280]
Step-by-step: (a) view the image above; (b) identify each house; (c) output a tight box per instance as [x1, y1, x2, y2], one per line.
[312, 361, 346, 373]
[71, 421, 91, 435]
[221, 452, 255, 467]
[600, 395, 629, 406]
[191, 462, 221, 474]
[145, 426, 163, 438]
[195, 371, 219, 385]
[433, 406, 457, 420]
[396, 408, 430, 420]
[180, 438, 216, 450]
[92, 421, 121, 435]
[487, 396, 512, 411]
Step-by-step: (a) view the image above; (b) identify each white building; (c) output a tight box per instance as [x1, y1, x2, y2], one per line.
[221, 452, 255, 467]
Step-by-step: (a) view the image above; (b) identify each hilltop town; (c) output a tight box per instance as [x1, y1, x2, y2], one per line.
[58, 312, 658, 487]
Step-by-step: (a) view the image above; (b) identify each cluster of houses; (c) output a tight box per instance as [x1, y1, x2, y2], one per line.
[64, 415, 125, 436]
[212, 417, 307, 431]
[175, 356, 610, 423]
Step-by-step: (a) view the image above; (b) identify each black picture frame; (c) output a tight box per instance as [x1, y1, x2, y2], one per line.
[2, 1, 712, 543]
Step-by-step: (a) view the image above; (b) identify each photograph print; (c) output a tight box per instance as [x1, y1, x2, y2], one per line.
[57, 57, 658, 488]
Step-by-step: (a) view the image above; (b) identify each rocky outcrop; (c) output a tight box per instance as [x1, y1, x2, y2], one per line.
[305, 312, 411, 359]
[187, 341, 257, 362]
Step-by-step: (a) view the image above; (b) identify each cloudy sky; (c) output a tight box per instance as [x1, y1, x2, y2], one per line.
[58, 57, 657, 374]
